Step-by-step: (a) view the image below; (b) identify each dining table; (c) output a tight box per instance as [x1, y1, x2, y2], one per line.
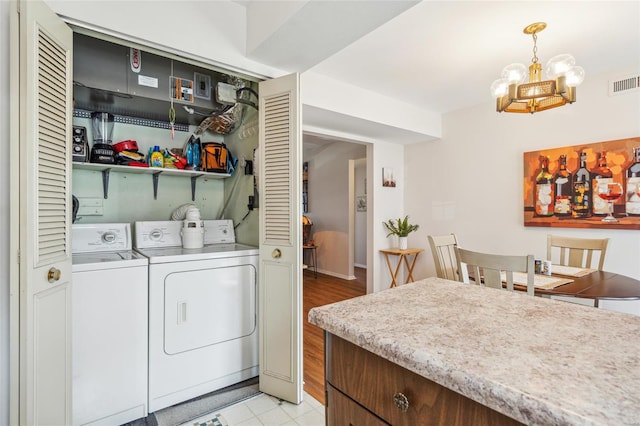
[501, 264, 640, 307]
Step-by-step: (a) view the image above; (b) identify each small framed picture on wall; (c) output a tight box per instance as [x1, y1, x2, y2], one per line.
[383, 167, 396, 187]
[356, 195, 367, 212]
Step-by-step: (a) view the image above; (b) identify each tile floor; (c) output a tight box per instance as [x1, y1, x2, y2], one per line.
[184, 391, 325, 426]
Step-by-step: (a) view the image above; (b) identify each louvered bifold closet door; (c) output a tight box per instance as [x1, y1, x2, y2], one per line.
[258, 73, 303, 405]
[263, 92, 293, 244]
[36, 30, 70, 265]
[17, 1, 74, 424]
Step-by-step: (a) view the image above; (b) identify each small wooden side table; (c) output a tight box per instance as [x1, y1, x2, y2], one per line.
[380, 248, 424, 288]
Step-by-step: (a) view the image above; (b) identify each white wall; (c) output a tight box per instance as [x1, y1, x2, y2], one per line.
[306, 142, 365, 279]
[372, 141, 405, 292]
[405, 68, 640, 282]
[0, 2, 10, 424]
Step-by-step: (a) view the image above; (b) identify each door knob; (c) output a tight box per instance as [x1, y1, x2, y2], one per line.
[47, 267, 61, 283]
[272, 248, 282, 259]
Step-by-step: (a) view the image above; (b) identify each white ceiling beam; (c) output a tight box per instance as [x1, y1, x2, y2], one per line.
[245, 0, 419, 72]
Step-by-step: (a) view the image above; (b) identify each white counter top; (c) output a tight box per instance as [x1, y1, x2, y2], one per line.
[308, 277, 640, 425]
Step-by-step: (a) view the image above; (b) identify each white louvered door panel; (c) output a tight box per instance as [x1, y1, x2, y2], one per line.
[17, 1, 73, 424]
[258, 73, 303, 404]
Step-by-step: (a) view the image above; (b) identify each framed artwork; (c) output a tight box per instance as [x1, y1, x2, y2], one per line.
[356, 195, 367, 212]
[383, 167, 396, 187]
[523, 136, 640, 230]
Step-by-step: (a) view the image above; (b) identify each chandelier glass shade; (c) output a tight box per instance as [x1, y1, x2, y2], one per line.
[490, 22, 585, 114]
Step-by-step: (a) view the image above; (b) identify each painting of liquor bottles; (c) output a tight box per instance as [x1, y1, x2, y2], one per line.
[524, 136, 640, 229]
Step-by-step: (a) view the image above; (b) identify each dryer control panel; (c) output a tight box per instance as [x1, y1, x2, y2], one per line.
[134, 220, 236, 249]
[204, 220, 235, 244]
[134, 221, 182, 248]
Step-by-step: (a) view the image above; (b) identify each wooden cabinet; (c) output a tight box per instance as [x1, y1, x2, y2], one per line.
[326, 384, 388, 425]
[325, 333, 523, 426]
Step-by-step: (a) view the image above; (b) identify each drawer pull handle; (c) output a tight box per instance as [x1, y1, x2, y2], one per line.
[393, 392, 409, 412]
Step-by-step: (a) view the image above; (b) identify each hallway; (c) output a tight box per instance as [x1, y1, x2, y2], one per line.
[302, 267, 367, 404]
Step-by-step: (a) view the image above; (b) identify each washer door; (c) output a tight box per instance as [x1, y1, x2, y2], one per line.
[164, 264, 257, 355]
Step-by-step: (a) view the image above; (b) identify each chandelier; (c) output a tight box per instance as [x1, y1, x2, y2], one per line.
[490, 22, 585, 114]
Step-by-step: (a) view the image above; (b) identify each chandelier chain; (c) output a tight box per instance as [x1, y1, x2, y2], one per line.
[531, 32, 539, 64]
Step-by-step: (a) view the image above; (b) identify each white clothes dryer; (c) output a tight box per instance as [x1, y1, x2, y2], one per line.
[134, 220, 259, 413]
[71, 223, 149, 426]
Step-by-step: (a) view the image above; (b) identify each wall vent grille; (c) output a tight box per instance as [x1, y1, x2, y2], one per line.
[609, 74, 640, 96]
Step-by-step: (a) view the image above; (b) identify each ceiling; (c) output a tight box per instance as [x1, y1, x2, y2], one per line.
[245, 1, 640, 115]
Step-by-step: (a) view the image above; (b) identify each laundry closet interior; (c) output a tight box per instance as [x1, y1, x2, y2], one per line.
[70, 28, 261, 426]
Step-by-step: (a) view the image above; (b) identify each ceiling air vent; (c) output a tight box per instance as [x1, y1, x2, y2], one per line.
[609, 74, 640, 96]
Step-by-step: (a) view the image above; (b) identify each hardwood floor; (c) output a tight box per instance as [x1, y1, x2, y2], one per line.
[303, 267, 366, 405]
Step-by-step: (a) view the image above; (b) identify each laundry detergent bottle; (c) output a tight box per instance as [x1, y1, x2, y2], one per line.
[150, 145, 164, 168]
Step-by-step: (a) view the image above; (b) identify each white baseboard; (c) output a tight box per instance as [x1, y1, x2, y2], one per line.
[315, 268, 356, 281]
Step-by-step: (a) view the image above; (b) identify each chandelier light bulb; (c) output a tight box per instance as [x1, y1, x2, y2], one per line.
[490, 78, 509, 97]
[501, 63, 527, 84]
[565, 65, 585, 87]
[544, 53, 576, 79]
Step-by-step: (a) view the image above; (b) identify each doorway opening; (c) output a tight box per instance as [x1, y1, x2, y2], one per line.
[301, 131, 370, 403]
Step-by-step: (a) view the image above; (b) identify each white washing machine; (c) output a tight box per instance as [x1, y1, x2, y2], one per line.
[71, 223, 149, 426]
[134, 220, 259, 413]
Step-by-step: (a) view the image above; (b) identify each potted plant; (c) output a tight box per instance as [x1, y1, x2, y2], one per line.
[383, 215, 419, 250]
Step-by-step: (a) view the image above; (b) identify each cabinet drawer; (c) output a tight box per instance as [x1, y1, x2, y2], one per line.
[327, 383, 389, 426]
[326, 333, 522, 426]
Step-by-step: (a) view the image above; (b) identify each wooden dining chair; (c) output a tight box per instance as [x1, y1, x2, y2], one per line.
[427, 233, 460, 281]
[546, 235, 609, 270]
[455, 247, 535, 296]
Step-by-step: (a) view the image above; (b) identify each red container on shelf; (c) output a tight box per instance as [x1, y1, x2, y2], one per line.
[112, 140, 139, 153]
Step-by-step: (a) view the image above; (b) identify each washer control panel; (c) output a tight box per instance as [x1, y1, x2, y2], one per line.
[72, 223, 131, 253]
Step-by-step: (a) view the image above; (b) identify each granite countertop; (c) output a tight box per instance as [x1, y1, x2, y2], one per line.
[308, 277, 640, 426]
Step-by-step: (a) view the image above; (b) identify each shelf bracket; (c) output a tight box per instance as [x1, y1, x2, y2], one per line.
[152, 171, 162, 200]
[190, 174, 203, 201]
[101, 168, 111, 199]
